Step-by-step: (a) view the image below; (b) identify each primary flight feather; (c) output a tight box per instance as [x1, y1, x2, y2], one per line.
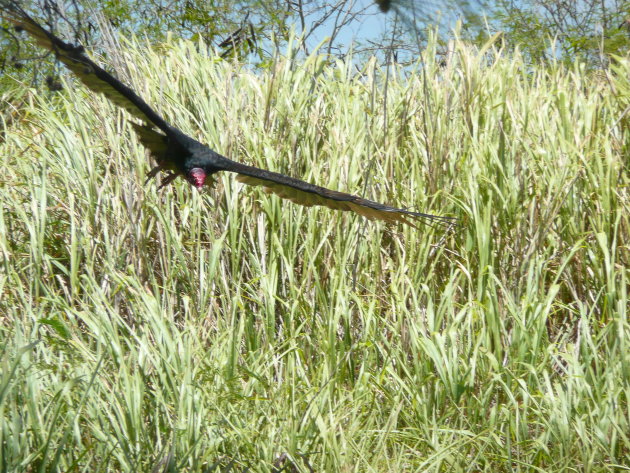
[1, 4, 454, 228]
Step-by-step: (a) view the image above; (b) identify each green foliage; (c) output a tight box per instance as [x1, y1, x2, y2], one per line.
[0, 0, 285, 79]
[485, 0, 630, 65]
[0, 36, 628, 471]
[88, 0, 282, 49]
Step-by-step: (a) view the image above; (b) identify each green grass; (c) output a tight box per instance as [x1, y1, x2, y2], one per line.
[0, 36, 628, 472]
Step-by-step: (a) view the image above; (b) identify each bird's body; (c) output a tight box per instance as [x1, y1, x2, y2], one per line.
[1, 3, 454, 228]
[375, 0, 392, 12]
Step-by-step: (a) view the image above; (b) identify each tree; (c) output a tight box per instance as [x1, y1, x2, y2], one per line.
[2, 3, 455, 227]
[487, 0, 629, 65]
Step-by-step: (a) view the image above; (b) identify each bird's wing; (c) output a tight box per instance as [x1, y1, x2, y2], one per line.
[130, 123, 168, 156]
[1, 4, 171, 133]
[2, 3, 453, 227]
[229, 161, 454, 227]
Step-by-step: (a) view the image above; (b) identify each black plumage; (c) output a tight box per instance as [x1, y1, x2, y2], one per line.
[1, 4, 454, 228]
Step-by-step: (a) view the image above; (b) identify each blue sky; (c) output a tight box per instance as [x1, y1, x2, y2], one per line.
[298, 0, 485, 56]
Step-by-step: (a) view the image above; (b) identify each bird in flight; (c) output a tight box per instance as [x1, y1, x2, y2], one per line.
[374, 0, 481, 37]
[1, 4, 454, 228]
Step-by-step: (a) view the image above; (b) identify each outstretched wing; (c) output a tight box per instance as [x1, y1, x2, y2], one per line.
[3, 2, 453, 227]
[373, 0, 482, 38]
[229, 161, 454, 227]
[1, 3, 171, 133]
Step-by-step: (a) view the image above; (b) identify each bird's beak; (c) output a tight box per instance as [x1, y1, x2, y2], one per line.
[188, 168, 207, 189]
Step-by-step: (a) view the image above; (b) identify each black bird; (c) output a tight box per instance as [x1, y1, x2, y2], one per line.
[1, 5, 453, 228]
[375, 0, 393, 12]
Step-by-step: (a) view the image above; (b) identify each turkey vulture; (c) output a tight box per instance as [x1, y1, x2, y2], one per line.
[1, 5, 454, 228]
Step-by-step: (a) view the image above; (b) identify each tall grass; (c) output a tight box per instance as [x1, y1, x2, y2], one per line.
[0, 35, 628, 472]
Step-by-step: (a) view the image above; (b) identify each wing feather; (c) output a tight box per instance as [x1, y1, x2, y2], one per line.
[2, 3, 455, 229]
[1, 5, 171, 133]
[231, 162, 454, 227]
[130, 122, 168, 157]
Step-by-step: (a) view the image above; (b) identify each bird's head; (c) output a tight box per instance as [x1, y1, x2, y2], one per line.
[186, 167, 207, 189]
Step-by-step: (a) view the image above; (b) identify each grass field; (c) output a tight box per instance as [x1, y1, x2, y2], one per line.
[0, 36, 628, 472]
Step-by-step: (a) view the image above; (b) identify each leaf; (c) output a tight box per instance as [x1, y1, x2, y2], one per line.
[38, 317, 71, 340]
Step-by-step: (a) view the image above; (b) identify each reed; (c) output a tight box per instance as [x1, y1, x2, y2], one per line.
[0, 35, 628, 471]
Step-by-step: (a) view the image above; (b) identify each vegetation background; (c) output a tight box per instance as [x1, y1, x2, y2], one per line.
[0, 0, 629, 471]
